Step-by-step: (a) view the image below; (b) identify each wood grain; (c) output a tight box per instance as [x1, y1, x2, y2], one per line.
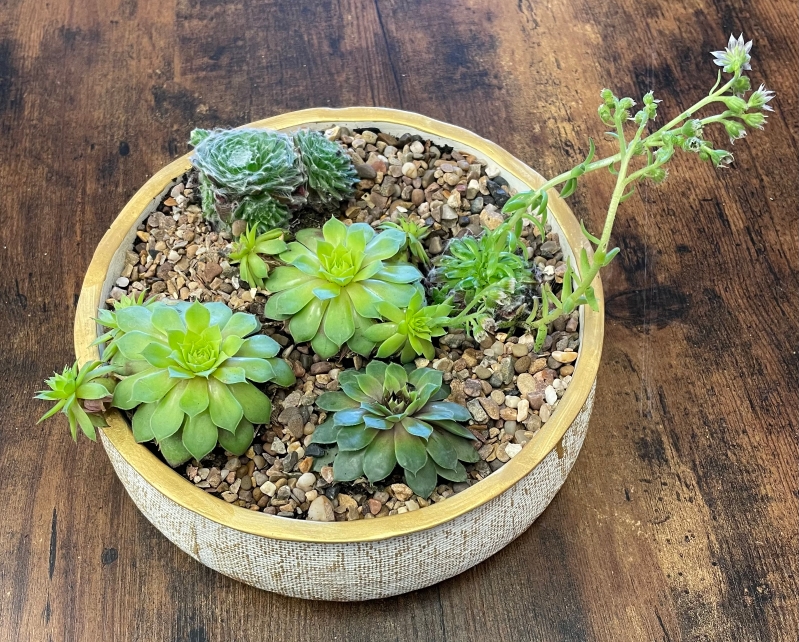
[0, 0, 796, 640]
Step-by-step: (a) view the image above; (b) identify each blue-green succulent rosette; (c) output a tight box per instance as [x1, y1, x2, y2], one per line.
[311, 362, 479, 497]
[263, 216, 423, 359]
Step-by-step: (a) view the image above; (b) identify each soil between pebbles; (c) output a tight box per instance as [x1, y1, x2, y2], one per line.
[110, 126, 581, 521]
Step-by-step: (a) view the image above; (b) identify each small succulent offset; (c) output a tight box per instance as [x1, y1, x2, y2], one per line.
[190, 128, 303, 232]
[92, 290, 154, 361]
[363, 290, 452, 362]
[36, 361, 116, 441]
[379, 216, 431, 266]
[433, 225, 530, 324]
[293, 129, 358, 205]
[264, 216, 423, 359]
[312, 363, 479, 497]
[229, 225, 288, 289]
[107, 301, 295, 466]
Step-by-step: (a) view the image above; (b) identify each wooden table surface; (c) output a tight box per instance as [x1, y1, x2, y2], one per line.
[1, 1, 796, 640]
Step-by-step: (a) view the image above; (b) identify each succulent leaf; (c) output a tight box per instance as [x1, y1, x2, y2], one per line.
[316, 363, 477, 497]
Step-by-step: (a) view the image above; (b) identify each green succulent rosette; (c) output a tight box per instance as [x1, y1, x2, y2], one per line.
[263, 216, 423, 359]
[293, 129, 358, 204]
[107, 301, 295, 466]
[312, 363, 478, 497]
[363, 290, 452, 362]
[191, 128, 304, 200]
[436, 228, 530, 308]
[379, 216, 431, 266]
[36, 360, 116, 441]
[229, 226, 288, 289]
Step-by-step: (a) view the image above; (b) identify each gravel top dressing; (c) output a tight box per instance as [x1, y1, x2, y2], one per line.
[110, 127, 580, 521]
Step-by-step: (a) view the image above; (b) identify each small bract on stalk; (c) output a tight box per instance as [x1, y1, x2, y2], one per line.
[229, 225, 288, 289]
[106, 301, 295, 466]
[311, 362, 479, 497]
[263, 216, 423, 359]
[36, 361, 116, 441]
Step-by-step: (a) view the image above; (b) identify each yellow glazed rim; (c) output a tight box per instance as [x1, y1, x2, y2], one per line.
[74, 107, 604, 543]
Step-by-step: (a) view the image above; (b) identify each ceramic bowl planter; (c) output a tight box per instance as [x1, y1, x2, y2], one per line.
[74, 107, 603, 601]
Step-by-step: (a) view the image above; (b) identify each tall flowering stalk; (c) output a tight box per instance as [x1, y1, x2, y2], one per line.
[493, 34, 774, 348]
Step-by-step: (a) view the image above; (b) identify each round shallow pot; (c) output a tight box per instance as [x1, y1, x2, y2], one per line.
[74, 107, 604, 601]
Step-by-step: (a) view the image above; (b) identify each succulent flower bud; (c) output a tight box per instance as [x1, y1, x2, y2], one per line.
[741, 111, 767, 129]
[724, 119, 747, 142]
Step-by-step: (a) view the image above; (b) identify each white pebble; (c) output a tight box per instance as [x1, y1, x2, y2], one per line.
[401, 162, 417, 178]
[307, 496, 335, 522]
[504, 395, 520, 409]
[545, 385, 558, 406]
[259, 481, 276, 497]
[296, 472, 316, 492]
[271, 437, 286, 454]
[516, 399, 529, 422]
[505, 443, 523, 459]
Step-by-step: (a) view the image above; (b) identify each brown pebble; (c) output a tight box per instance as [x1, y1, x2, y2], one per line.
[511, 343, 529, 358]
[526, 391, 545, 410]
[367, 499, 382, 515]
[310, 361, 333, 375]
[514, 356, 531, 374]
[529, 358, 548, 374]
[355, 163, 377, 179]
[298, 457, 314, 473]
[477, 397, 501, 420]
[203, 262, 223, 281]
[231, 219, 247, 237]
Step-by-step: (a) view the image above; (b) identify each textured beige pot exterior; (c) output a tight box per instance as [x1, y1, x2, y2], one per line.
[74, 108, 604, 601]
